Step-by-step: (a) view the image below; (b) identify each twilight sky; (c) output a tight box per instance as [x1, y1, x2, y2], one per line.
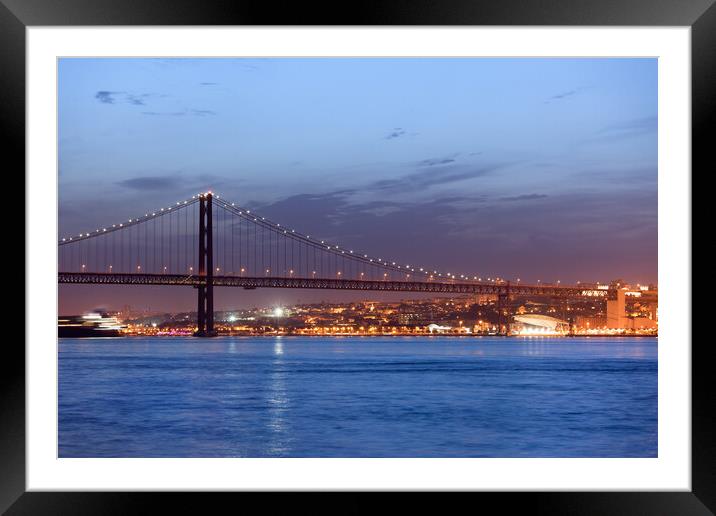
[58, 58, 657, 314]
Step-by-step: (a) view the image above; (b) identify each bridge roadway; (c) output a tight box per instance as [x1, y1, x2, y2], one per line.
[58, 272, 607, 298]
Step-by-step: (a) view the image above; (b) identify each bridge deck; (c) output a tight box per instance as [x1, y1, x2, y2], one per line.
[58, 272, 606, 297]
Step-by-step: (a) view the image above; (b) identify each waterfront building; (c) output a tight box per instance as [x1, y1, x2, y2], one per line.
[512, 314, 570, 335]
[606, 289, 626, 328]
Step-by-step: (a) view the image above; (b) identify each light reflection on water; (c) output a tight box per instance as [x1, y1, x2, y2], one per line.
[267, 337, 289, 455]
[59, 336, 657, 458]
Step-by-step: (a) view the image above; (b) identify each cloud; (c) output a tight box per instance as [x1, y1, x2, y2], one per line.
[598, 116, 657, 136]
[199, 82, 219, 86]
[141, 109, 216, 117]
[498, 193, 548, 202]
[572, 164, 656, 187]
[544, 88, 587, 104]
[416, 155, 458, 167]
[125, 94, 151, 106]
[246, 185, 655, 284]
[369, 163, 504, 193]
[549, 90, 577, 101]
[113, 172, 229, 196]
[116, 176, 180, 191]
[141, 111, 186, 117]
[252, 190, 486, 249]
[95, 91, 161, 106]
[384, 128, 406, 140]
[95, 91, 122, 104]
[580, 116, 657, 144]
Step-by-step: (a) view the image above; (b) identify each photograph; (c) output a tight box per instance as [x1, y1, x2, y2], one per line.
[3, 0, 711, 506]
[57, 57, 658, 459]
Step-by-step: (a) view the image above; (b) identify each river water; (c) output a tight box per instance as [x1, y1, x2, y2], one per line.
[58, 336, 657, 457]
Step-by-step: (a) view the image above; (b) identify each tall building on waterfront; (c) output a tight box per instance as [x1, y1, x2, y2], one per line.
[606, 289, 626, 328]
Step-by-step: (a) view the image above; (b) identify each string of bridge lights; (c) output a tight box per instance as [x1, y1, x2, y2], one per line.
[59, 191, 515, 284]
[213, 193, 504, 283]
[58, 196, 200, 245]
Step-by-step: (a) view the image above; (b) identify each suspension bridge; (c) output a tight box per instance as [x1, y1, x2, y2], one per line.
[59, 192, 607, 336]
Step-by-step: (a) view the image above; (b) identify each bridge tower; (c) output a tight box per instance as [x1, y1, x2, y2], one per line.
[496, 281, 511, 336]
[194, 192, 216, 337]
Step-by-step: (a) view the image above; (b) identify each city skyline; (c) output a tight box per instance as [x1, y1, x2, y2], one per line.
[59, 57, 657, 313]
[66, 288, 656, 338]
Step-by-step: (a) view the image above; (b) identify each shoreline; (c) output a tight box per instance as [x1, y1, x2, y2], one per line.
[61, 333, 658, 339]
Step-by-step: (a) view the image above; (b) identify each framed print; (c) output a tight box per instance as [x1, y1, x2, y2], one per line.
[6, 0, 713, 512]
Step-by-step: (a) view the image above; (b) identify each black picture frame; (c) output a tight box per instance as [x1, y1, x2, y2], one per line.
[5, 0, 711, 513]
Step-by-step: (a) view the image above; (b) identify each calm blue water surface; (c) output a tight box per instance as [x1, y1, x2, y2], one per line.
[58, 336, 657, 458]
